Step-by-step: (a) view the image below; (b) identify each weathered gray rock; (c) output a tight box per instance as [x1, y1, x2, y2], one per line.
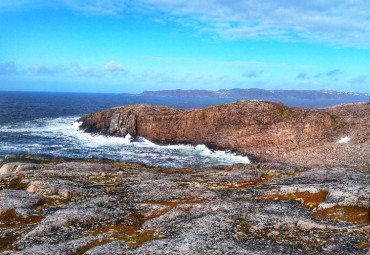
[2, 236, 106, 255]
[0, 155, 368, 254]
[84, 241, 129, 255]
[0, 190, 40, 210]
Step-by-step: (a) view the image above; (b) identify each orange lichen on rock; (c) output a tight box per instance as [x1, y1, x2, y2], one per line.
[259, 190, 328, 210]
[0, 175, 28, 190]
[207, 179, 267, 191]
[0, 208, 44, 251]
[0, 208, 43, 229]
[85, 198, 202, 247]
[357, 241, 370, 250]
[0, 231, 20, 252]
[85, 223, 160, 247]
[31, 194, 71, 210]
[260, 170, 296, 180]
[311, 206, 369, 225]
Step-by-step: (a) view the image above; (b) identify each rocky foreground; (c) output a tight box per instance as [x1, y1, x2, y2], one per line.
[79, 100, 370, 167]
[0, 154, 369, 254]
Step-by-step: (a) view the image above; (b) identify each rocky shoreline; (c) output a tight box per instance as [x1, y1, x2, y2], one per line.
[0, 154, 369, 254]
[1, 100, 369, 254]
[79, 100, 370, 168]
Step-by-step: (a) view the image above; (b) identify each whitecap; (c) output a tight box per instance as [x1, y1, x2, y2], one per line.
[1, 115, 251, 167]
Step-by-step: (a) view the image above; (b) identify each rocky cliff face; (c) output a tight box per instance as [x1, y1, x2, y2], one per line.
[79, 101, 370, 167]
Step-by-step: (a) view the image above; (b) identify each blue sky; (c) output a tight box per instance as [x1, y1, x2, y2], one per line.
[1, 0, 370, 93]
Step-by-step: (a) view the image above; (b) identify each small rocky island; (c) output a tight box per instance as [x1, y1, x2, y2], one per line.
[1, 101, 369, 254]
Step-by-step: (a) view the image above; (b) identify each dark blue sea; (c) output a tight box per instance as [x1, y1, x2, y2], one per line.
[0, 91, 366, 168]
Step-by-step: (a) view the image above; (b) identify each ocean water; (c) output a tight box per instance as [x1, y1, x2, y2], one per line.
[0, 91, 366, 168]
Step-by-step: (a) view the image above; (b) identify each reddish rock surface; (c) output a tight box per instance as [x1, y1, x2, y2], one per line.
[79, 100, 370, 167]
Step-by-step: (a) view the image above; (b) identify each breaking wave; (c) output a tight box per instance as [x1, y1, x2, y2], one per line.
[0, 116, 250, 168]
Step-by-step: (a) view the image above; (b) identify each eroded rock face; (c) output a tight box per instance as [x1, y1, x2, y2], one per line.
[0, 155, 369, 254]
[79, 101, 370, 167]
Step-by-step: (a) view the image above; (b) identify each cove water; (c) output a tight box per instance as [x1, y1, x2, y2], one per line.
[0, 91, 364, 168]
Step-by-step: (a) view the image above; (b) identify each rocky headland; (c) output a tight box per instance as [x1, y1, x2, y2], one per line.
[79, 100, 370, 167]
[1, 101, 369, 254]
[0, 154, 369, 254]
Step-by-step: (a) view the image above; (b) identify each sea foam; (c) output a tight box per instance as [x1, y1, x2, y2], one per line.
[0, 116, 251, 168]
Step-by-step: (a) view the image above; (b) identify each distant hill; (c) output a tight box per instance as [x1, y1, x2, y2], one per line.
[139, 88, 370, 100]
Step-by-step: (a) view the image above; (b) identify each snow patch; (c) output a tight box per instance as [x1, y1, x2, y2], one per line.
[337, 136, 351, 144]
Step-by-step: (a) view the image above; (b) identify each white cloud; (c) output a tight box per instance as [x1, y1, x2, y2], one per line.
[29, 64, 66, 75]
[243, 70, 263, 78]
[70, 62, 103, 77]
[64, 0, 370, 48]
[61, 0, 127, 15]
[104, 61, 125, 72]
[5, 0, 370, 48]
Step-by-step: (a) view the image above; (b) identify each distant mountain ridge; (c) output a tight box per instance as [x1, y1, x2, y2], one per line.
[140, 88, 369, 100]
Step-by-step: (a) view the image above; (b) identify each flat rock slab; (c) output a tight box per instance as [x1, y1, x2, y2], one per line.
[0, 155, 369, 254]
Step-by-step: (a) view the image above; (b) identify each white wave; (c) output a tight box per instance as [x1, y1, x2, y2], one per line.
[131, 138, 250, 164]
[1, 115, 251, 166]
[193, 145, 250, 163]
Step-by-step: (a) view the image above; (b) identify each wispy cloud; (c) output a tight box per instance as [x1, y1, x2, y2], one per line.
[6, 1, 369, 48]
[61, 0, 127, 15]
[297, 73, 308, 79]
[138, 0, 370, 48]
[0, 62, 17, 75]
[137, 56, 294, 68]
[104, 61, 125, 73]
[315, 69, 343, 79]
[136, 56, 195, 62]
[71, 62, 104, 77]
[0, 61, 128, 78]
[349, 75, 368, 84]
[58, 0, 370, 48]
[29, 64, 66, 75]
[243, 70, 263, 78]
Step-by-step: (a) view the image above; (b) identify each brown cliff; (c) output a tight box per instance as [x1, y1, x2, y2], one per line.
[79, 100, 370, 167]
